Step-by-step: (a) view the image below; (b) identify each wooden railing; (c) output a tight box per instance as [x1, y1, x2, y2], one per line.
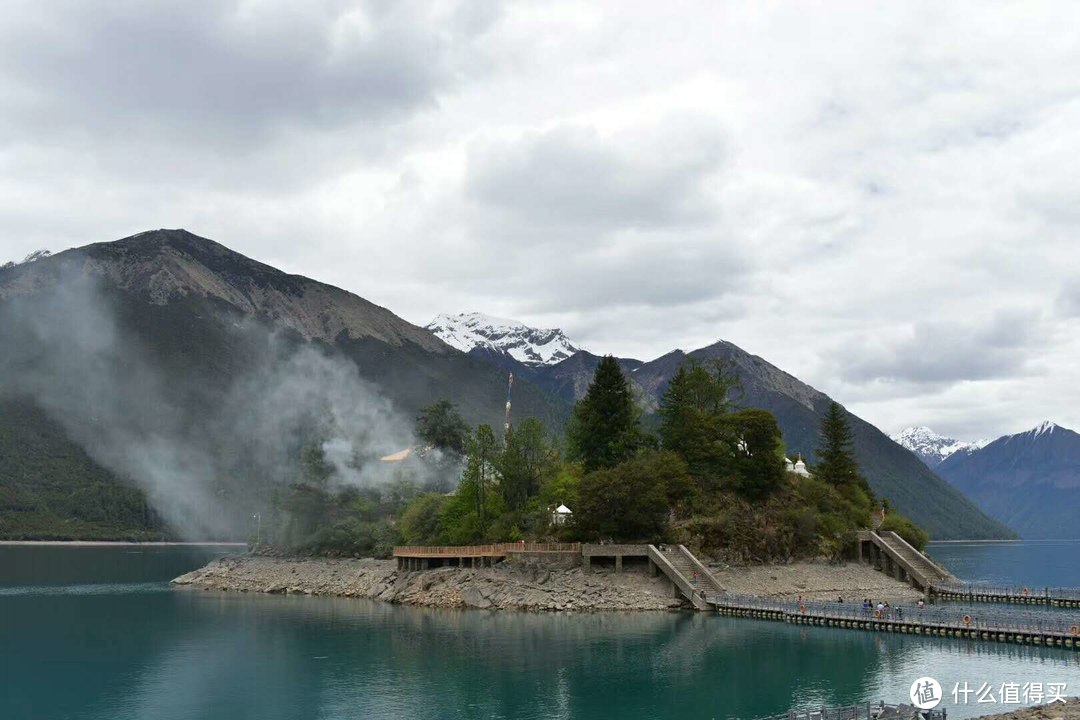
[878, 531, 952, 580]
[647, 545, 710, 610]
[755, 701, 946, 720]
[708, 592, 1080, 638]
[934, 580, 1080, 604]
[393, 543, 581, 557]
[675, 545, 726, 593]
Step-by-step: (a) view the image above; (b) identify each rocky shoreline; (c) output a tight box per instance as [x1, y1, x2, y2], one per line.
[172, 554, 923, 611]
[708, 560, 925, 602]
[977, 699, 1080, 720]
[172, 555, 686, 611]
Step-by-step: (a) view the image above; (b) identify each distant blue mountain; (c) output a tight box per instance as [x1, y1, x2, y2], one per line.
[936, 421, 1080, 539]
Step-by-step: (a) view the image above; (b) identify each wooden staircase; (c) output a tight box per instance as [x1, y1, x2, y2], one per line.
[858, 530, 952, 592]
[647, 544, 725, 610]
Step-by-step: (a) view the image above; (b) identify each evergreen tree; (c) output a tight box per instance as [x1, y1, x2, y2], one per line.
[498, 426, 529, 512]
[498, 417, 554, 511]
[415, 399, 470, 455]
[728, 409, 785, 500]
[434, 424, 508, 545]
[301, 443, 334, 486]
[814, 402, 871, 496]
[460, 424, 499, 532]
[576, 451, 690, 541]
[657, 359, 741, 490]
[566, 356, 642, 473]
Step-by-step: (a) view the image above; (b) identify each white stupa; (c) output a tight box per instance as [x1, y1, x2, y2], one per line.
[785, 455, 811, 477]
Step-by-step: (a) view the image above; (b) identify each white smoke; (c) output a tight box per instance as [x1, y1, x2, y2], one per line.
[0, 273, 422, 539]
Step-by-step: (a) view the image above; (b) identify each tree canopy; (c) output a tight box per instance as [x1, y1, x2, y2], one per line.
[814, 402, 872, 497]
[728, 408, 785, 501]
[658, 359, 742, 492]
[575, 450, 690, 542]
[497, 417, 556, 512]
[566, 356, 642, 473]
[415, 399, 470, 455]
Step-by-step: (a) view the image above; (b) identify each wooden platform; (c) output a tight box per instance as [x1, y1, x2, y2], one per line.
[708, 594, 1080, 650]
[393, 543, 580, 570]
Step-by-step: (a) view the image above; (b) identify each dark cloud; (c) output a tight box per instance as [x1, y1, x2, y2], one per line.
[465, 122, 724, 235]
[0, 1, 499, 182]
[834, 309, 1044, 385]
[1056, 281, 1080, 318]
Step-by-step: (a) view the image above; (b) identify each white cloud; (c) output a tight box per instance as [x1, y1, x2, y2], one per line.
[4, 1, 1080, 439]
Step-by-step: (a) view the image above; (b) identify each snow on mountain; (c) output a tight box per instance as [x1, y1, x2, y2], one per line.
[891, 426, 989, 468]
[936, 420, 1080, 539]
[22, 249, 51, 263]
[1031, 420, 1059, 438]
[2, 249, 51, 269]
[426, 312, 584, 366]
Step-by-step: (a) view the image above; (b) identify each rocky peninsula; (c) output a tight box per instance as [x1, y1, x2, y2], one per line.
[172, 553, 922, 611]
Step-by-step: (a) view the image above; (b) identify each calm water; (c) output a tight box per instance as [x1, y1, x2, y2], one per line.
[927, 540, 1080, 588]
[2, 544, 1078, 720]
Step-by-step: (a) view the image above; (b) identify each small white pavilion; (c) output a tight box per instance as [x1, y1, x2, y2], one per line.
[551, 504, 573, 526]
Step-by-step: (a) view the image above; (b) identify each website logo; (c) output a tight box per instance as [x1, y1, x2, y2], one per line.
[910, 677, 943, 710]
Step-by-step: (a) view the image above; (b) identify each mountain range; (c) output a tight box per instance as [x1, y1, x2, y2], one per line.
[932, 422, 1080, 540]
[891, 422, 1079, 538]
[426, 313, 583, 367]
[0, 229, 1015, 541]
[428, 312, 1014, 541]
[890, 426, 989, 468]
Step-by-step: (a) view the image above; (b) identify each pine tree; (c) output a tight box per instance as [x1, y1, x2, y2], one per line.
[567, 356, 641, 473]
[461, 424, 499, 530]
[415, 399, 469, 455]
[508, 417, 554, 499]
[657, 359, 741, 490]
[729, 409, 785, 500]
[497, 426, 529, 512]
[814, 402, 870, 495]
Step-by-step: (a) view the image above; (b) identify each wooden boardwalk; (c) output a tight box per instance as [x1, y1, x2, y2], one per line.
[390, 540, 1080, 651]
[707, 593, 1080, 650]
[393, 543, 580, 570]
[756, 701, 946, 720]
[393, 542, 580, 558]
[932, 581, 1080, 608]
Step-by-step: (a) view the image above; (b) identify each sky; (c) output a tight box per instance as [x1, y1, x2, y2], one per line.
[2, 1, 1080, 441]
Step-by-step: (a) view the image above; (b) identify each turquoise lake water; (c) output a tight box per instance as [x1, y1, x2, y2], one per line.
[1, 543, 1078, 720]
[926, 540, 1080, 588]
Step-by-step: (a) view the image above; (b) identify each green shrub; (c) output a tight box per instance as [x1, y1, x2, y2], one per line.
[879, 513, 930, 551]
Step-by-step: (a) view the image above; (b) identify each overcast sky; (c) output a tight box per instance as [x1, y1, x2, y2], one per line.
[3, 1, 1080, 441]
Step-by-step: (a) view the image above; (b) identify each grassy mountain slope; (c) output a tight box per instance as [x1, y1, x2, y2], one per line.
[0, 398, 165, 539]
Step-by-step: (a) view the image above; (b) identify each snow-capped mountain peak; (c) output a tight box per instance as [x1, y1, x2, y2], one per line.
[426, 312, 584, 366]
[1032, 420, 1059, 438]
[891, 426, 988, 468]
[2, 248, 51, 270]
